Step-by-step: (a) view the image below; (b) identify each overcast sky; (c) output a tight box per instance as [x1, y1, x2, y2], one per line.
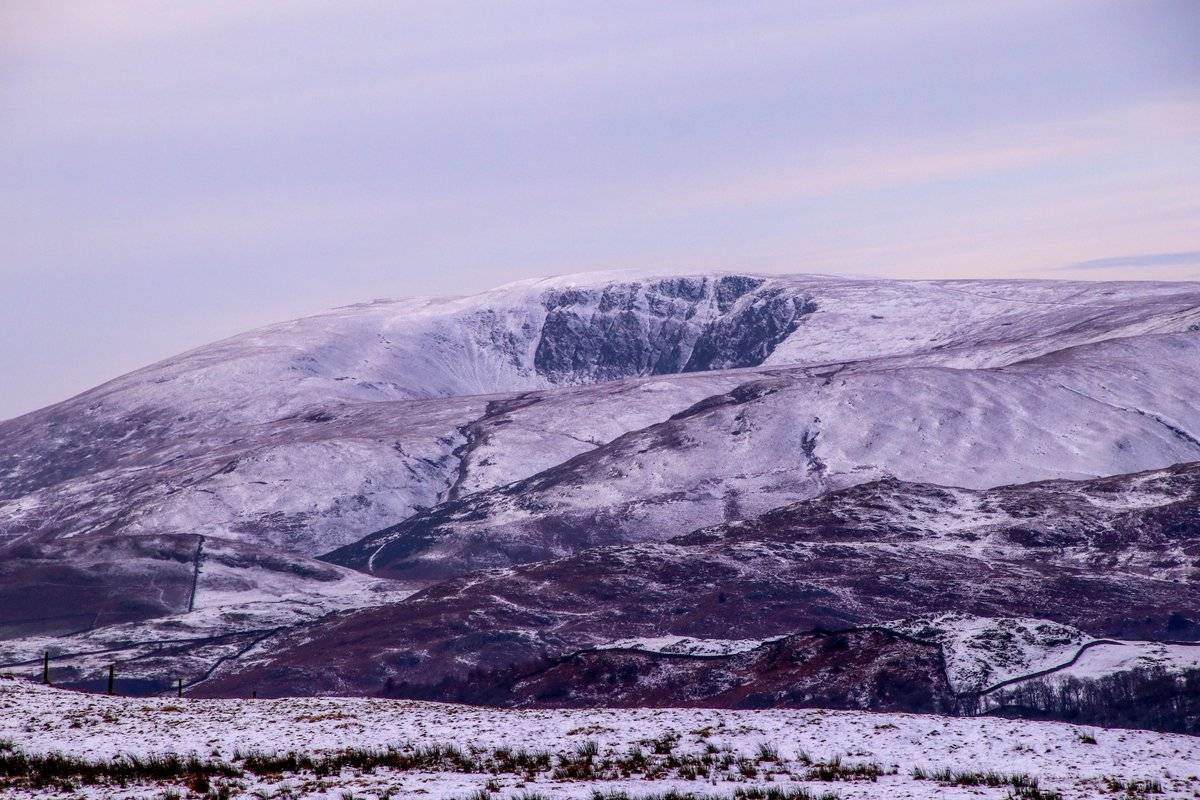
[1, 1, 1198, 420]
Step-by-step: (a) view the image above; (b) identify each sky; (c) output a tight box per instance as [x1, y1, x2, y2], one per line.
[1, 1, 1198, 420]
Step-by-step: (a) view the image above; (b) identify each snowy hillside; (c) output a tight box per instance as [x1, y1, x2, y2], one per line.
[328, 332, 1200, 581]
[882, 614, 1200, 693]
[0, 533, 402, 693]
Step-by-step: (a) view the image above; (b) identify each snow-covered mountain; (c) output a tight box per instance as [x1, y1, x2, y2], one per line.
[4, 273, 1198, 557]
[1, 271, 1198, 714]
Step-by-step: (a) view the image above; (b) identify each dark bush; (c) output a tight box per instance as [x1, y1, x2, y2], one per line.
[985, 666, 1200, 734]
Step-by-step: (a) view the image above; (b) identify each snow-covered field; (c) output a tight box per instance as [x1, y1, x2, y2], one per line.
[1044, 641, 1200, 684]
[1, 678, 1197, 799]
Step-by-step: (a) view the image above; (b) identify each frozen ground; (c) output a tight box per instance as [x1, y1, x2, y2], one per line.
[1, 678, 1198, 799]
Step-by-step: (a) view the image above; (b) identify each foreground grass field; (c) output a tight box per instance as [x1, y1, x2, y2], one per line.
[1, 678, 1195, 799]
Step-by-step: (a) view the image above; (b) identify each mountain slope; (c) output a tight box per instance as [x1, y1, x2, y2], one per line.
[326, 333, 1200, 582]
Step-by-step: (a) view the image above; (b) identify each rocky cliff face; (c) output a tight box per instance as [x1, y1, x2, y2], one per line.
[532, 276, 815, 382]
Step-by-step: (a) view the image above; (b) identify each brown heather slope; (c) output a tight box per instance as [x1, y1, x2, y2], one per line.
[191, 463, 1200, 701]
[397, 629, 954, 712]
